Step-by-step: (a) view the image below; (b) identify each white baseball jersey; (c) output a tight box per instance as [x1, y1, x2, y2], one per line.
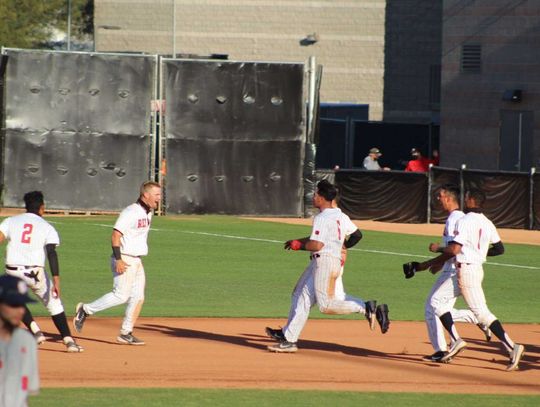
[114, 203, 152, 257]
[441, 209, 464, 272]
[0, 327, 39, 407]
[453, 212, 501, 264]
[310, 208, 357, 259]
[0, 213, 60, 266]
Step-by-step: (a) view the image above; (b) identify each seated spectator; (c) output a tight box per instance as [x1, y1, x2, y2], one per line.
[363, 148, 390, 171]
[405, 148, 430, 172]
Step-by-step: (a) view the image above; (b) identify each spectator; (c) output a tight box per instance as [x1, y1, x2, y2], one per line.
[363, 148, 390, 171]
[405, 148, 430, 172]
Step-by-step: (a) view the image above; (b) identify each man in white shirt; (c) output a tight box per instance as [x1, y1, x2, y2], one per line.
[0, 191, 83, 353]
[411, 185, 490, 362]
[73, 181, 161, 345]
[0, 275, 39, 407]
[266, 180, 389, 353]
[419, 188, 525, 370]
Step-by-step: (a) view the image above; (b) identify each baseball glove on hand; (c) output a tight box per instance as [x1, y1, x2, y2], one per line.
[403, 262, 420, 279]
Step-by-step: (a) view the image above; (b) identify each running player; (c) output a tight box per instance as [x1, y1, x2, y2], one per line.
[0, 191, 83, 352]
[266, 180, 389, 353]
[73, 181, 161, 345]
[418, 184, 490, 362]
[422, 188, 525, 370]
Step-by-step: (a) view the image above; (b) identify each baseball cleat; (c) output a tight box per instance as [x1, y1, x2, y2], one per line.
[375, 304, 390, 334]
[267, 341, 298, 353]
[65, 340, 84, 353]
[73, 303, 88, 333]
[34, 331, 46, 345]
[365, 300, 377, 331]
[476, 323, 492, 342]
[265, 327, 286, 342]
[506, 344, 525, 371]
[423, 351, 449, 363]
[117, 333, 145, 345]
[439, 338, 467, 363]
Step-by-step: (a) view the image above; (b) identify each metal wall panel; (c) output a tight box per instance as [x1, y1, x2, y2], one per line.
[163, 59, 305, 215]
[1, 49, 156, 210]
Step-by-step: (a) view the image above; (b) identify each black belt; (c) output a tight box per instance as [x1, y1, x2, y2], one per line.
[6, 265, 39, 270]
[310, 253, 321, 260]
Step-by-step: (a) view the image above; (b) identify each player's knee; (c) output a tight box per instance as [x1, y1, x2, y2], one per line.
[476, 313, 496, 327]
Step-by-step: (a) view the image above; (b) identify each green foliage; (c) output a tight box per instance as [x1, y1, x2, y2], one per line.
[0, 0, 92, 49]
[4, 215, 536, 323]
[32, 388, 540, 407]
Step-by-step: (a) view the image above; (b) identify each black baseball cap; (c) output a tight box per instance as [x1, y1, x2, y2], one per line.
[0, 275, 35, 306]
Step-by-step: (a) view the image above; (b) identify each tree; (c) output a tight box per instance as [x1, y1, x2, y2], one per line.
[0, 0, 93, 49]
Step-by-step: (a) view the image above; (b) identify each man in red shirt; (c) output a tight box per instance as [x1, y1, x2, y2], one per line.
[405, 148, 430, 172]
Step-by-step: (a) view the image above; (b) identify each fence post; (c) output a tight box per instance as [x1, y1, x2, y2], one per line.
[427, 164, 433, 224]
[530, 167, 536, 230]
[460, 164, 466, 209]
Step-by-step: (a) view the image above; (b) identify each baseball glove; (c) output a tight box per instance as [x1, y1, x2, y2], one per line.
[403, 261, 420, 279]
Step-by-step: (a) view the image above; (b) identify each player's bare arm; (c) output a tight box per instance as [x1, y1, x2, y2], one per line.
[0, 231, 5, 244]
[112, 229, 127, 274]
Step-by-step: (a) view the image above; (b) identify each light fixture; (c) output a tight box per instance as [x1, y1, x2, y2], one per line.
[300, 33, 319, 46]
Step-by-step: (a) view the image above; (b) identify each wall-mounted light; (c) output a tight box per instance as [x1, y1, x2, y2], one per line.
[300, 33, 319, 46]
[502, 89, 522, 102]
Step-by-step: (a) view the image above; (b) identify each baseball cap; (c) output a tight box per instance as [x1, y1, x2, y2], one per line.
[411, 148, 420, 157]
[369, 147, 381, 155]
[0, 275, 35, 306]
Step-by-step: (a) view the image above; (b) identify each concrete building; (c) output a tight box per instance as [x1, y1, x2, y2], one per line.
[94, 0, 442, 124]
[440, 0, 540, 170]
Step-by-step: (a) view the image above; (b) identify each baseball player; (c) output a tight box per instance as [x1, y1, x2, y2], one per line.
[73, 181, 161, 345]
[0, 275, 40, 407]
[266, 180, 389, 353]
[0, 191, 83, 353]
[405, 184, 491, 362]
[418, 189, 525, 370]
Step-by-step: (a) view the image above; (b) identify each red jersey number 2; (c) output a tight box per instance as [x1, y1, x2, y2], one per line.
[21, 224, 33, 244]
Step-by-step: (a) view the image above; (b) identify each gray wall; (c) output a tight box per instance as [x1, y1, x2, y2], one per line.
[440, 0, 540, 170]
[383, 0, 443, 124]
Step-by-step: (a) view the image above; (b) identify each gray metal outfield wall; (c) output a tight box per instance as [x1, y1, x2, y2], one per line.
[161, 59, 306, 216]
[1, 49, 309, 215]
[0, 49, 157, 211]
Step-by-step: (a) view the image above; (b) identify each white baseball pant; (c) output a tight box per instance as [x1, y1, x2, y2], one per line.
[458, 263, 497, 327]
[425, 270, 478, 352]
[84, 255, 145, 335]
[5, 266, 65, 315]
[283, 256, 367, 343]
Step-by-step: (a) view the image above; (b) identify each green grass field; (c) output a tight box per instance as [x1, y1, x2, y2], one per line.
[2, 215, 538, 405]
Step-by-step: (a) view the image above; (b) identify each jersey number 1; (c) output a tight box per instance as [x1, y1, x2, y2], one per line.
[21, 224, 33, 244]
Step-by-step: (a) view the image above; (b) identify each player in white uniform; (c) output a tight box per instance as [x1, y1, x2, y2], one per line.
[0, 275, 40, 407]
[423, 189, 525, 370]
[266, 180, 389, 353]
[0, 191, 83, 353]
[73, 181, 161, 345]
[418, 185, 490, 362]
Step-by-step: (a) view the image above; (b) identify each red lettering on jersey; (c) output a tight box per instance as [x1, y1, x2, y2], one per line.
[137, 218, 148, 228]
[22, 375, 28, 390]
[315, 230, 320, 235]
[21, 224, 33, 244]
[21, 346, 27, 354]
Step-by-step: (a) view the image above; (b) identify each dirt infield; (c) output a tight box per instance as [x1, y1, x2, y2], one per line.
[246, 218, 540, 246]
[37, 317, 539, 394]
